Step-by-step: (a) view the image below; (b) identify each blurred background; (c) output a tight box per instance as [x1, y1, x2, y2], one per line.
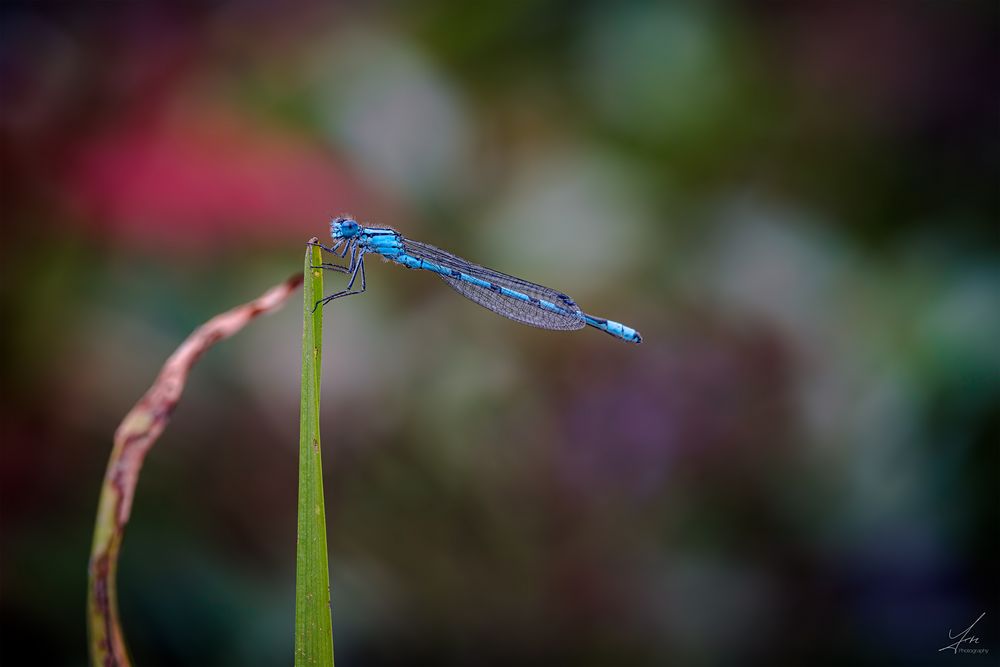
[1, 1, 997, 665]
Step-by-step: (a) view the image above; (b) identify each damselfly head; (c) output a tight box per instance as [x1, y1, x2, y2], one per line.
[331, 217, 361, 239]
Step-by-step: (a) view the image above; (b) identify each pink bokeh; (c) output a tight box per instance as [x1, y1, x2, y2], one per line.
[65, 104, 389, 251]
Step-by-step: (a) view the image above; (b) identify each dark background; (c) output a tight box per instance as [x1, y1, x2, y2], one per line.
[1, 1, 997, 665]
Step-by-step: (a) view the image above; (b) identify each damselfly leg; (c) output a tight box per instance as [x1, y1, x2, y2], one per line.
[309, 239, 355, 273]
[312, 249, 368, 311]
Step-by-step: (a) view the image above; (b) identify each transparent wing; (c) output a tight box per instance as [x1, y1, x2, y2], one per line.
[403, 239, 585, 331]
[438, 275, 586, 330]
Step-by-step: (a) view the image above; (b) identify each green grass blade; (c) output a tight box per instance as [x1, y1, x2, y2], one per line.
[295, 240, 334, 666]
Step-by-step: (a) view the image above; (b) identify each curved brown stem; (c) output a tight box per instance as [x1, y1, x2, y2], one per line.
[87, 271, 304, 667]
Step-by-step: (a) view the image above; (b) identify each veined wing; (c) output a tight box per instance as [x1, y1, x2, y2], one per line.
[402, 238, 585, 331]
